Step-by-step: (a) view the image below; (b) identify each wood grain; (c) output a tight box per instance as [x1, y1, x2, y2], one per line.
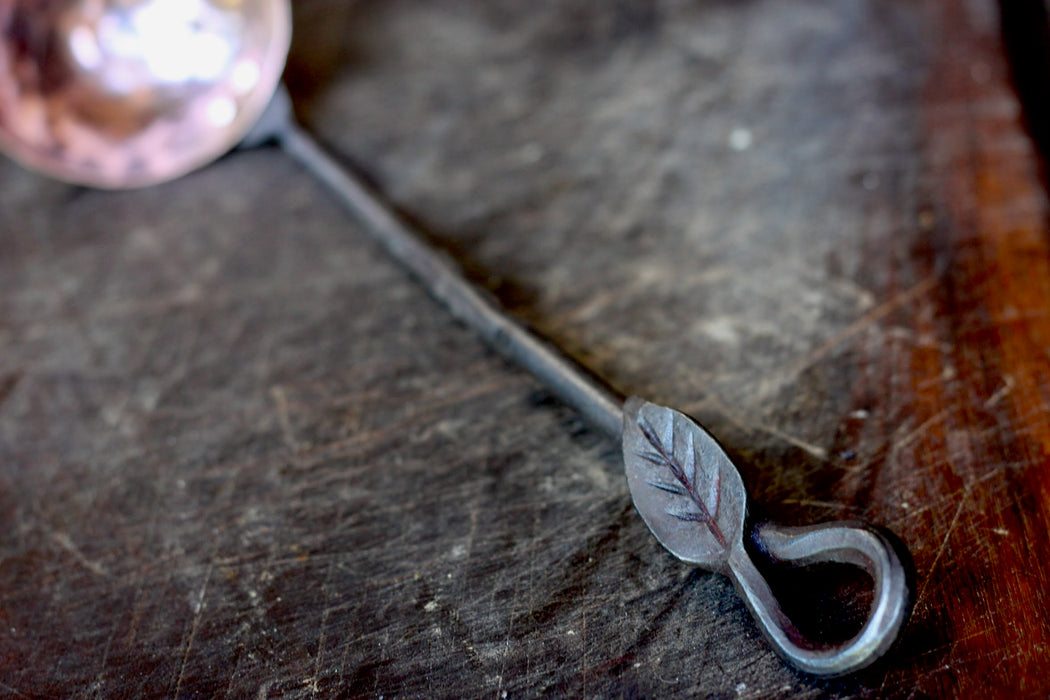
[2, 0, 1049, 696]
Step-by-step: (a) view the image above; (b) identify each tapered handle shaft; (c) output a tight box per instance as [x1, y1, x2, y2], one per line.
[269, 97, 624, 440]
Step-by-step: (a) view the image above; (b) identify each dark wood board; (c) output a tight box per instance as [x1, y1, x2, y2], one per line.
[2, 0, 1049, 696]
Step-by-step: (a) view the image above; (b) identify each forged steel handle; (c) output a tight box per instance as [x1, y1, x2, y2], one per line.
[253, 90, 914, 678]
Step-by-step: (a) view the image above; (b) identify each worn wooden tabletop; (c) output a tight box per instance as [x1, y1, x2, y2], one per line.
[3, 0, 1050, 696]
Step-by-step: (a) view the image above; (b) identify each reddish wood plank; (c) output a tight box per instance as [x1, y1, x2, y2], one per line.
[869, 2, 1050, 695]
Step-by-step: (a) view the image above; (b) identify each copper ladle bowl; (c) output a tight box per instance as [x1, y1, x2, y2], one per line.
[0, 0, 290, 189]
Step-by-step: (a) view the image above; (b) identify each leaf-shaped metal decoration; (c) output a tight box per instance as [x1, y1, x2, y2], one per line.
[622, 396, 747, 569]
[621, 397, 912, 676]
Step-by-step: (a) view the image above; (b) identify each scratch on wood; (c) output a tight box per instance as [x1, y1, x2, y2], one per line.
[0, 680, 31, 698]
[292, 377, 513, 466]
[50, 530, 110, 578]
[894, 410, 950, 445]
[307, 568, 336, 695]
[782, 274, 940, 381]
[984, 375, 1014, 408]
[90, 621, 118, 697]
[754, 422, 829, 461]
[172, 561, 214, 698]
[780, 498, 852, 512]
[705, 396, 829, 460]
[887, 410, 951, 474]
[890, 466, 1006, 525]
[270, 385, 299, 452]
[917, 486, 970, 605]
[910, 627, 997, 664]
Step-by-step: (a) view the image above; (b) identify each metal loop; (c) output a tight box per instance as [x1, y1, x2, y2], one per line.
[726, 521, 912, 677]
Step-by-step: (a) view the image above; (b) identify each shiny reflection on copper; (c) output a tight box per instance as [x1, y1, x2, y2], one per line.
[0, 0, 291, 188]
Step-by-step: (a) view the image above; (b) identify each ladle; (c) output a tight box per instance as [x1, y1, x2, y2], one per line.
[0, 0, 912, 677]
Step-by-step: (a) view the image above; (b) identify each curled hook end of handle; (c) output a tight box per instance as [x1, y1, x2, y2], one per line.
[621, 399, 913, 677]
[729, 521, 913, 677]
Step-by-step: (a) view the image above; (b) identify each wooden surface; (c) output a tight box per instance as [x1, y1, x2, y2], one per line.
[2, 0, 1050, 696]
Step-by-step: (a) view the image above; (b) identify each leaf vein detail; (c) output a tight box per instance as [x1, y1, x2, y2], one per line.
[638, 413, 727, 549]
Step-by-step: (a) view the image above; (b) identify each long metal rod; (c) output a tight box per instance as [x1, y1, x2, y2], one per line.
[276, 119, 625, 441]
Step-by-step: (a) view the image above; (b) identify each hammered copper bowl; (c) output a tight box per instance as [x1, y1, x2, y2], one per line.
[0, 0, 290, 189]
